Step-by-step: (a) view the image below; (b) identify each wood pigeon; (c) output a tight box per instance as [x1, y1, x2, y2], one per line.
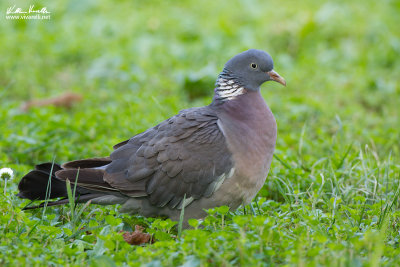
[18, 49, 286, 222]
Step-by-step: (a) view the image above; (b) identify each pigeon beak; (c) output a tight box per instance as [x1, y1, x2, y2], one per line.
[267, 70, 286, 86]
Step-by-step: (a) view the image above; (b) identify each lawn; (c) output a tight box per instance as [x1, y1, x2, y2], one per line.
[1, 0, 400, 266]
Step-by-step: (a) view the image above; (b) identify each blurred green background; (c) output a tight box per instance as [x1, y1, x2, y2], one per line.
[1, 0, 400, 265]
[1, 0, 399, 165]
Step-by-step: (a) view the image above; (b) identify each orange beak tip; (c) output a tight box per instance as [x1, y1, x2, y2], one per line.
[267, 70, 286, 87]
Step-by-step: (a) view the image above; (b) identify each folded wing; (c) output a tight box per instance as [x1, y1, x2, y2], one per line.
[103, 106, 234, 209]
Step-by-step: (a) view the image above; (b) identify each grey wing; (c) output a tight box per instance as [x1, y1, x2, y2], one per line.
[104, 107, 234, 209]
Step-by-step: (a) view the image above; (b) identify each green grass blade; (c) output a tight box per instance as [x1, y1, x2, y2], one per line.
[178, 194, 186, 239]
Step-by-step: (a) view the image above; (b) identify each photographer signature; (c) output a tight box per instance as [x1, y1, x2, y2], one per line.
[7, 5, 51, 14]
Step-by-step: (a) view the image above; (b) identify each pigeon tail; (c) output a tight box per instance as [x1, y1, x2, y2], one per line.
[17, 162, 69, 200]
[17, 160, 123, 209]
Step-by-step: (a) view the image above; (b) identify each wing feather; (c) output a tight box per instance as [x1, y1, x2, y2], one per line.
[102, 106, 234, 208]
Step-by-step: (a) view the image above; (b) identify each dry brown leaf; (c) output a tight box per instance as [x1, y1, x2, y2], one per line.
[122, 225, 153, 245]
[20, 92, 83, 111]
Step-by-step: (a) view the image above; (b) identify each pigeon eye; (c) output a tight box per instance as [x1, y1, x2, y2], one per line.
[251, 63, 257, 69]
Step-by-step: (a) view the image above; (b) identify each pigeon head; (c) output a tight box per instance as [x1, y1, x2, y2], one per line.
[219, 49, 286, 92]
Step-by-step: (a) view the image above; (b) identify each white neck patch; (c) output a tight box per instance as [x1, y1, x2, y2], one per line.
[214, 77, 245, 101]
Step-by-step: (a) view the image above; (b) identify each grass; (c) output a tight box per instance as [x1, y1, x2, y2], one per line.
[1, 0, 399, 265]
